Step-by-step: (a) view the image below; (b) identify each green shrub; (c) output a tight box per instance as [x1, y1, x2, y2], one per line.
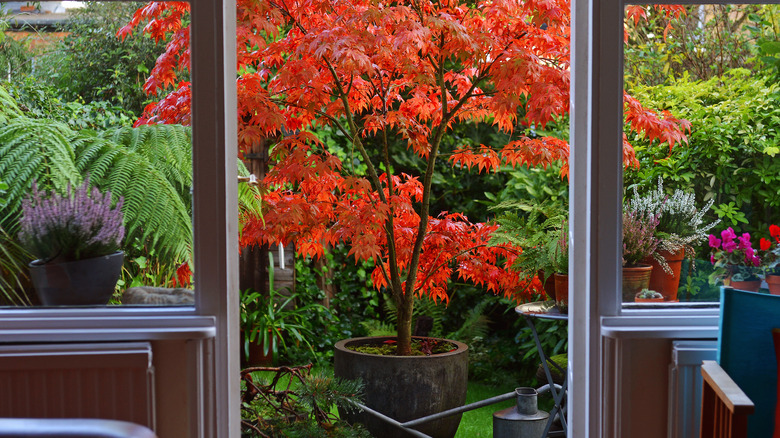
[32, 2, 169, 116]
[625, 68, 780, 242]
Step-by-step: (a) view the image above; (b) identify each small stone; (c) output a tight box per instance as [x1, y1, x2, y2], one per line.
[121, 287, 195, 305]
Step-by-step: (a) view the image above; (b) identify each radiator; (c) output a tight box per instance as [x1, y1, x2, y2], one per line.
[0, 342, 155, 430]
[668, 340, 717, 438]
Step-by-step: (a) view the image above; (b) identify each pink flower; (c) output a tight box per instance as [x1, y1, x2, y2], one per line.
[721, 227, 737, 242]
[710, 254, 716, 264]
[737, 233, 752, 251]
[709, 234, 722, 248]
[723, 239, 738, 253]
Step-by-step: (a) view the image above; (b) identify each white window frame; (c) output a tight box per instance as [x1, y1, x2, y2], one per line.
[0, 0, 239, 436]
[566, 0, 756, 434]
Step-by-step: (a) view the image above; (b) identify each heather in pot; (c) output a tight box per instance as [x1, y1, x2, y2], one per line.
[627, 178, 719, 273]
[19, 179, 125, 263]
[19, 179, 125, 306]
[621, 209, 659, 301]
[622, 209, 659, 267]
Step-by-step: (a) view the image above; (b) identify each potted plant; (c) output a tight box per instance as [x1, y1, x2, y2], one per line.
[634, 288, 664, 303]
[627, 178, 720, 301]
[491, 200, 569, 309]
[552, 222, 569, 313]
[622, 209, 659, 302]
[240, 253, 323, 366]
[760, 224, 780, 295]
[18, 179, 125, 305]
[708, 227, 762, 292]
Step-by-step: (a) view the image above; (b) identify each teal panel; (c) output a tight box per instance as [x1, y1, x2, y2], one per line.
[718, 287, 780, 438]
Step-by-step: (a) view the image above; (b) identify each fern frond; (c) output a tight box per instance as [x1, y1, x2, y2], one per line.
[238, 159, 263, 220]
[103, 125, 193, 205]
[0, 227, 32, 305]
[72, 133, 193, 264]
[0, 117, 82, 232]
[446, 299, 491, 341]
[384, 295, 445, 337]
[0, 85, 22, 122]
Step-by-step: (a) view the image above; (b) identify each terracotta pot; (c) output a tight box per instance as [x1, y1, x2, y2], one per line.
[726, 277, 761, 292]
[554, 273, 568, 313]
[335, 337, 468, 438]
[622, 264, 653, 302]
[767, 275, 780, 296]
[644, 248, 685, 301]
[539, 270, 556, 301]
[634, 292, 664, 303]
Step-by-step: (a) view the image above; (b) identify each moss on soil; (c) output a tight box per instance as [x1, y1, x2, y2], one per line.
[348, 338, 457, 356]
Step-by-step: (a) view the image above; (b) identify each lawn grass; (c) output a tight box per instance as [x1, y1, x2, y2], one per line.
[454, 380, 517, 438]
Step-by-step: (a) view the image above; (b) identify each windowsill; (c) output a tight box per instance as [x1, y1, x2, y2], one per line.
[0, 306, 215, 342]
[601, 305, 720, 339]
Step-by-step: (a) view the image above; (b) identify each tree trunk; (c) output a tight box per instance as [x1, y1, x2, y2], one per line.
[396, 294, 414, 355]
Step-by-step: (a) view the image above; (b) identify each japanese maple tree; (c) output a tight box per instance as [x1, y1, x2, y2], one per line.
[120, 0, 689, 355]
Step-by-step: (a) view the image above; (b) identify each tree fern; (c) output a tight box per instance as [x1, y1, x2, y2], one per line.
[72, 131, 193, 264]
[102, 125, 193, 205]
[0, 84, 263, 287]
[0, 113, 193, 267]
[0, 118, 82, 232]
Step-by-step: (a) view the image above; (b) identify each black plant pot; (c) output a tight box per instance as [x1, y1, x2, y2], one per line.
[334, 336, 468, 438]
[29, 251, 124, 306]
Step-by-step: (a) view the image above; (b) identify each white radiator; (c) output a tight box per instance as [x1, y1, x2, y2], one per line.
[0, 342, 155, 430]
[667, 340, 717, 438]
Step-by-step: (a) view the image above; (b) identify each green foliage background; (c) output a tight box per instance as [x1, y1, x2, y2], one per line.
[31, 2, 167, 116]
[625, 69, 780, 237]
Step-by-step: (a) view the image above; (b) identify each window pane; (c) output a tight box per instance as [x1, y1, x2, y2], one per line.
[0, 1, 195, 307]
[622, 4, 780, 304]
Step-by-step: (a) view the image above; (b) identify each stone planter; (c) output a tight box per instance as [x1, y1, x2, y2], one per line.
[29, 251, 123, 306]
[334, 336, 468, 438]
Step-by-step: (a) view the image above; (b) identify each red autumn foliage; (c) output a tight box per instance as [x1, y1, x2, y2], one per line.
[122, 0, 688, 354]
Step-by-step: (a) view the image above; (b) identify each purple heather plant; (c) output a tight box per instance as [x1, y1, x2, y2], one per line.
[622, 209, 660, 267]
[708, 227, 761, 282]
[18, 179, 125, 263]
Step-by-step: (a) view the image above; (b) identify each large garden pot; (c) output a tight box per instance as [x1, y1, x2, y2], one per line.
[645, 248, 685, 301]
[28, 251, 123, 306]
[622, 264, 653, 302]
[334, 336, 468, 438]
